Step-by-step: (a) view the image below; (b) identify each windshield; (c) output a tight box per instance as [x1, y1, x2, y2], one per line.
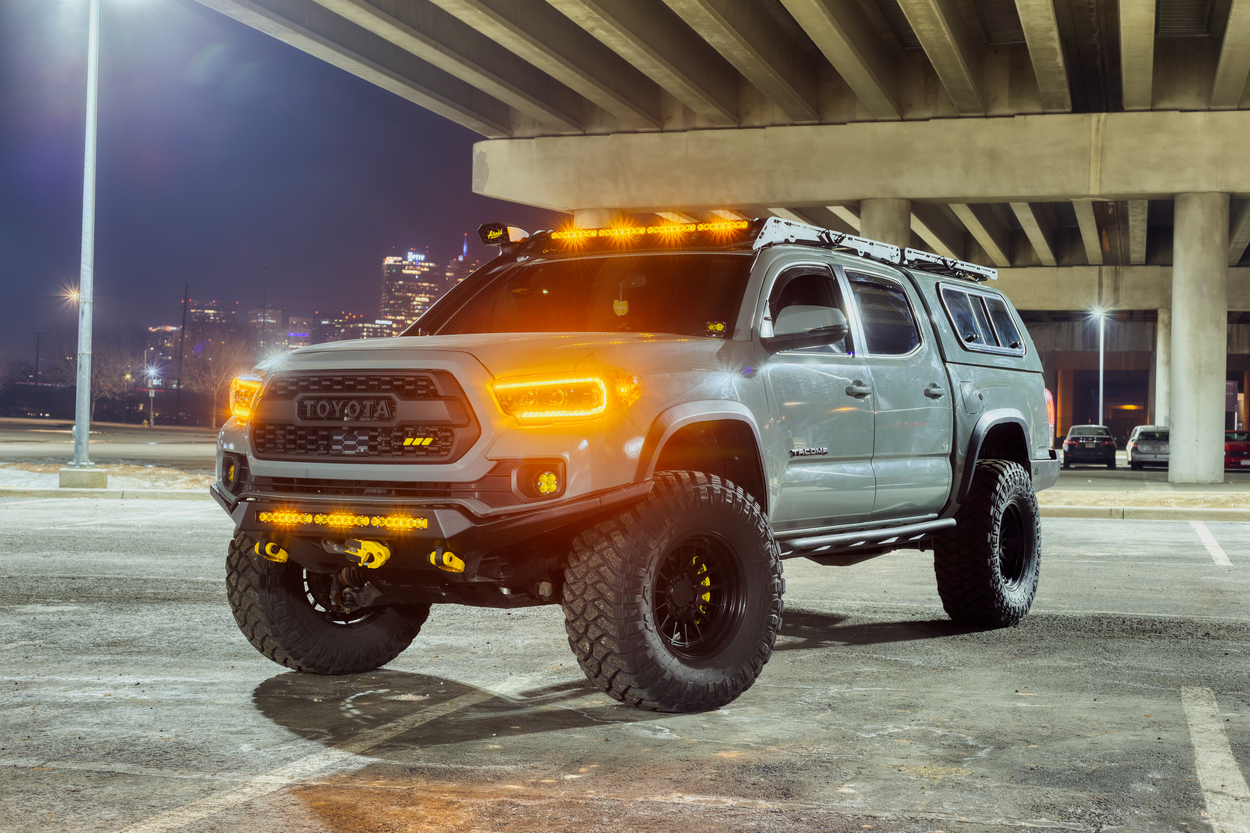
[1229, 432, 1250, 442]
[415, 252, 754, 336]
[1139, 431, 1168, 441]
[1069, 426, 1110, 437]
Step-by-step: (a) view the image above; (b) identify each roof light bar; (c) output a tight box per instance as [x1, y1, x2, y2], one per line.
[903, 249, 997, 281]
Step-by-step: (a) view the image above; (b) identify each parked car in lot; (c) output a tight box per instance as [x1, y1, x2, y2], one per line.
[1227, 430, 1250, 469]
[1127, 425, 1169, 470]
[1063, 425, 1116, 469]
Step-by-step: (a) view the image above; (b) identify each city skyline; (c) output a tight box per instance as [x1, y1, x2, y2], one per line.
[0, 0, 560, 364]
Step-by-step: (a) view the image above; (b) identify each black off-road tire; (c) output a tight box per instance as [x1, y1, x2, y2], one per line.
[933, 460, 1041, 628]
[562, 472, 784, 713]
[225, 533, 429, 674]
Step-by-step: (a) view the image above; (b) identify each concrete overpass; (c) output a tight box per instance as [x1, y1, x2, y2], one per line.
[194, 0, 1250, 482]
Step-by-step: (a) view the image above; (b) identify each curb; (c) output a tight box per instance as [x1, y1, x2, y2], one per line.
[0, 487, 211, 501]
[1040, 505, 1250, 522]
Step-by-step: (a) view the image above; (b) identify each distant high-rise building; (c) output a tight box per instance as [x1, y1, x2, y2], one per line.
[146, 326, 180, 363]
[248, 304, 289, 354]
[312, 312, 392, 343]
[380, 250, 439, 332]
[187, 299, 237, 325]
[184, 299, 239, 358]
[443, 255, 479, 293]
[286, 316, 315, 350]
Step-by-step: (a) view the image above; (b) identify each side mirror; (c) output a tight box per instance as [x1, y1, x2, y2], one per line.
[761, 306, 849, 354]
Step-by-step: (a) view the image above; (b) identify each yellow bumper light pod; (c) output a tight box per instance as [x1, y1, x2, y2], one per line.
[254, 541, 289, 563]
[536, 471, 559, 495]
[345, 540, 390, 569]
[229, 374, 264, 424]
[491, 375, 611, 424]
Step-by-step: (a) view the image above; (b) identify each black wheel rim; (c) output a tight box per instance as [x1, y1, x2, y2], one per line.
[997, 501, 1032, 589]
[302, 571, 380, 627]
[653, 533, 746, 660]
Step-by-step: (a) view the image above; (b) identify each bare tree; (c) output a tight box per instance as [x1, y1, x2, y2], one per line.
[182, 333, 256, 427]
[46, 325, 143, 420]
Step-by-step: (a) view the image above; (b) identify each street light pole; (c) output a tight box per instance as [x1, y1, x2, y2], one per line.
[71, 0, 100, 467]
[1098, 312, 1105, 426]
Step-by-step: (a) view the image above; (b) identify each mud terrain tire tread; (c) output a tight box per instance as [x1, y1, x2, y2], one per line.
[933, 460, 1041, 629]
[562, 472, 783, 713]
[226, 533, 429, 674]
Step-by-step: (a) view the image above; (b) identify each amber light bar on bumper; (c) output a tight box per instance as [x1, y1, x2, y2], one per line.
[491, 375, 628, 424]
[256, 510, 429, 531]
[229, 374, 264, 424]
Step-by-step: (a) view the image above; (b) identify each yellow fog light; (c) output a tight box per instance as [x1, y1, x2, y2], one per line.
[536, 471, 559, 495]
[229, 374, 264, 424]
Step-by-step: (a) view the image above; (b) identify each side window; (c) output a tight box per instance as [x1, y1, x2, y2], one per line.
[943, 289, 984, 345]
[984, 295, 1024, 351]
[847, 272, 920, 356]
[767, 266, 850, 354]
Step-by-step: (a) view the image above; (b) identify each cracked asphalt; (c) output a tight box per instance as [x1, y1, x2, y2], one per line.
[1, 497, 1248, 832]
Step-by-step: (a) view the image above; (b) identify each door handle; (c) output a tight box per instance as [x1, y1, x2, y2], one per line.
[845, 381, 872, 398]
[924, 384, 946, 399]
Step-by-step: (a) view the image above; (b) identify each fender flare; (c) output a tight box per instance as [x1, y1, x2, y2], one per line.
[955, 409, 1032, 505]
[636, 401, 767, 511]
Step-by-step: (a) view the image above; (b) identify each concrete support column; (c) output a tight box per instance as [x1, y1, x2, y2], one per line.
[1169, 193, 1229, 483]
[1154, 308, 1170, 428]
[860, 198, 911, 250]
[573, 208, 614, 228]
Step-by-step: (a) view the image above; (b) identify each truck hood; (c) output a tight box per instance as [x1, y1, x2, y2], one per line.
[269, 332, 723, 378]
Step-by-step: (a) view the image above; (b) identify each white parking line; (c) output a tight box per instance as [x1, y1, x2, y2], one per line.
[115, 689, 491, 833]
[1191, 522, 1234, 566]
[1181, 687, 1250, 833]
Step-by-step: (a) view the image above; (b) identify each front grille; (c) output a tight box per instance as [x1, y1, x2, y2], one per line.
[252, 425, 455, 460]
[250, 371, 479, 464]
[266, 374, 436, 400]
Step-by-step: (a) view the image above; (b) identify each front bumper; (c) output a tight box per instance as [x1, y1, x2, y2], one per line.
[210, 478, 652, 573]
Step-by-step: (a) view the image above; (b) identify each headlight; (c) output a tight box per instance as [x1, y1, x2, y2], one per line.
[229, 374, 264, 424]
[491, 374, 639, 424]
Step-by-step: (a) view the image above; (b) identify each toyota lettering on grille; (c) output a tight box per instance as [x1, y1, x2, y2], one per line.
[297, 396, 397, 422]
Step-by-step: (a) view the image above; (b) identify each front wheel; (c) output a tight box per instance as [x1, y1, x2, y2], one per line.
[562, 472, 784, 713]
[225, 533, 429, 675]
[933, 460, 1041, 628]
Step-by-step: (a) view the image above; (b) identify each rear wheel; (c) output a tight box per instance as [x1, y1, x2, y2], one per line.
[225, 533, 429, 675]
[562, 472, 783, 713]
[934, 460, 1041, 628]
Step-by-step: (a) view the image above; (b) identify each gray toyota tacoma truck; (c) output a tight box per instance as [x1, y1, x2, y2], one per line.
[212, 217, 1059, 713]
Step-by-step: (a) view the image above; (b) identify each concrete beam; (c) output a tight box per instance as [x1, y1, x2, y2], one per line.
[1229, 199, 1250, 265]
[1071, 201, 1104, 266]
[994, 265, 1250, 312]
[1127, 199, 1148, 265]
[474, 112, 1250, 209]
[1212, 0, 1250, 109]
[950, 203, 1011, 267]
[429, 0, 662, 128]
[1009, 202, 1058, 266]
[910, 203, 964, 258]
[827, 204, 861, 231]
[895, 0, 984, 115]
[548, 0, 739, 125]
[861, 198, 912, 249]
[766, 207, 815, 223]
[1119, 0, 1155, 111]
[312, 0, 585, 132]
[195, 0, 514, 136]
[1013, 0, 1071, 113]
[662, 0, 819, 123]
[778, 0, 901, 120]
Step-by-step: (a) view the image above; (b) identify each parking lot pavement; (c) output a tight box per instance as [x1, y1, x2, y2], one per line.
[2, 500, 1249, 833]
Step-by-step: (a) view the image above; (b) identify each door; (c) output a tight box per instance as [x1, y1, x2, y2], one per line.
[762, 263, 876, 528]
[844, 269, 953, 520]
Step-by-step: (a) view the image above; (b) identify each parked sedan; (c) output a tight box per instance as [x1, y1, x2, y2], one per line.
[1127, 426, 1169, 470]
[1063, 425, 1117, 469]
[1227, 431, 1250, 469]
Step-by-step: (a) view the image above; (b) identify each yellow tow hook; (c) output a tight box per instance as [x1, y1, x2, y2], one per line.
[254, 541, 289, 563]
[345, 539, 391, 569]
[429, 546, 465, 573]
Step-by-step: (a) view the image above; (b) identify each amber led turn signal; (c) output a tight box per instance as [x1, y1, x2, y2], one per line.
[229, 375, 264, 424]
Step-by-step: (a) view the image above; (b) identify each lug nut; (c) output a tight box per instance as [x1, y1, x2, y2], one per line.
[538, 581, 554, 598]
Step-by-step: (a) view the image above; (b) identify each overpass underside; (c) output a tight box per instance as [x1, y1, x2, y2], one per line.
[196, 0, 1250, 482]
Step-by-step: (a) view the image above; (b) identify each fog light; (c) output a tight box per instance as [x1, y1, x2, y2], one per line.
[536, 471, 559, 495]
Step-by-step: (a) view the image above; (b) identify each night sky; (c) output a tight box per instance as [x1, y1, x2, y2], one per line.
[0, 0, 563, 363]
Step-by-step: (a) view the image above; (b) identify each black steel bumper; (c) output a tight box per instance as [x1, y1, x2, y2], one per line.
[210, 479, 652, 567]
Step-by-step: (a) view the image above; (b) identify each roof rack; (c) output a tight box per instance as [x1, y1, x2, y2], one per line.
[752, 217, 996, 281]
